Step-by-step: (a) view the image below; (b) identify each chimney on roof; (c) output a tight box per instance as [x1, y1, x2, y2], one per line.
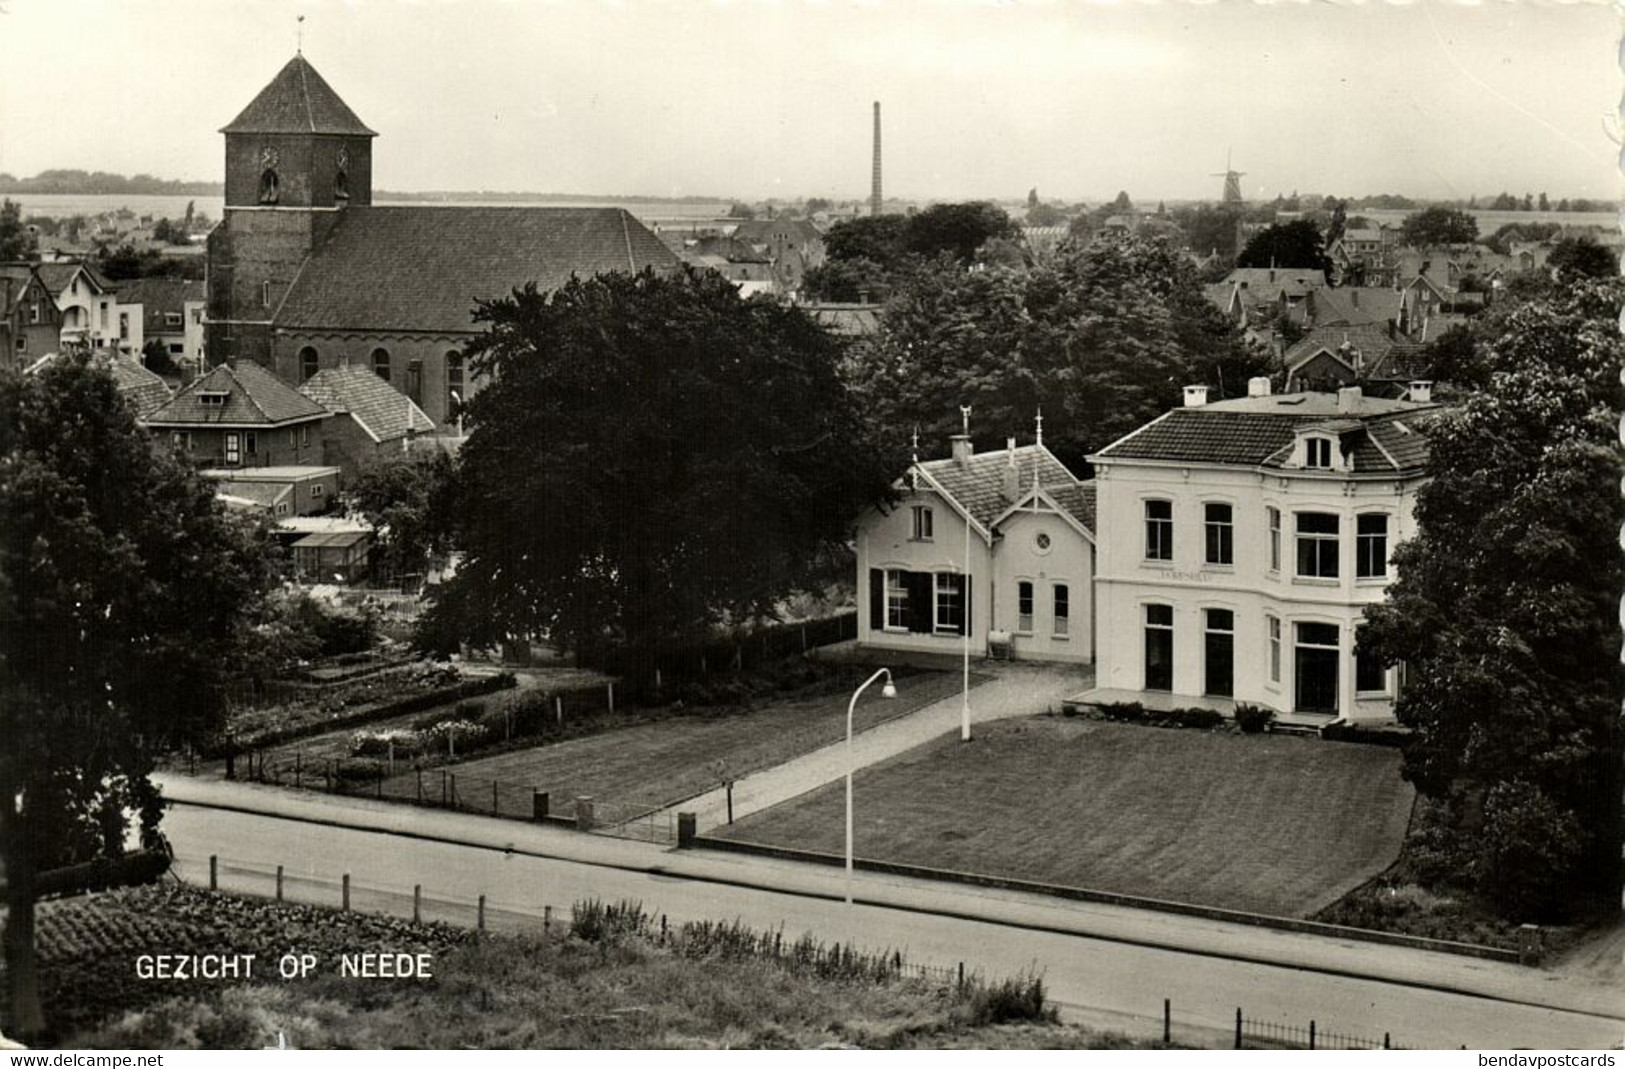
[1002, 437, 1020, 500]
[1183, 385, 1210, 408]
[950, 434, 973, 467]
[1268, 267, 1276, 284]
[1408, 380, 1433, 404]
[1337, 385, 1363, 414]
[1247, 376, 1272, 398]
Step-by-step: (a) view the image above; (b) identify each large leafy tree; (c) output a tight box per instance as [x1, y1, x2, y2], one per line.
[1361, 277, 1624, 919]
[805, 205, 1016, 303]
[1400, 205, 1479, 247]
[345, 450, 456, 584]
[1236, 219, 1329, 273]
[0, 198, 37, 261]
[847, 237, 1267, 470]
[0, 351, 272, 1037]
[418, 268, 899, 675]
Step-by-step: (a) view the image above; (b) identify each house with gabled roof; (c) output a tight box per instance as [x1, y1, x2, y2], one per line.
[857, 424, 1097, 664]
[32, 260, 142, 356]
[0, 264, 63, 370]
[1282, 324, 1429, 397]
[142, 359, 329, 470]
[297, 362, 437, 476]
[1077, 380, 1441, 725]
[26, 350, 173, 419]
[206, 53, 680, 428]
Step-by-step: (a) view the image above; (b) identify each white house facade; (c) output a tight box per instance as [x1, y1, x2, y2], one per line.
[856, 434, 1096, 664]
[1084, 381, 1439, 724]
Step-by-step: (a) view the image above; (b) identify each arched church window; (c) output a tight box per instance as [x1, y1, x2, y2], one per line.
[372, 347, 391, 382]
[334, 170, 349, 203]
[299, 346, 319, 382]
[259, 169, 280, 205]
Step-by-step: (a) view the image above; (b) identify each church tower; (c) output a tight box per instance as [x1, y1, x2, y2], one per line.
[206, 54, 376, 366]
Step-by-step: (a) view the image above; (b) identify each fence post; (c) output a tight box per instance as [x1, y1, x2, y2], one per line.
[295, 752, 302, 789]
[555, 695, 563, 725]
[575, 796, 595, 832]
[342, 873, 351, 912]
[450, 773, 457, 807]
[957, 961, 964, 994]
[1308, 1020, 1315, 1050]
[1163, 998, 1171, 1045]
[417, 768, 423, 804]
[607, 681, 614, 715]
[209, 854, 218, 891]
[276, 865, 284, 902]
[543, 904, 552, 931]
[726, 781, 734, 824]
[1235, 1009, 1242, 1050]
[477, 894, 486, 932]
[441, 770, 447, 806]
[413, 884, 422, 924]
[1384, 1033, 1391, 1050]
[533, 790, 550, 821]
[492, 780, 499, 815]
[676, 812, 696, 848]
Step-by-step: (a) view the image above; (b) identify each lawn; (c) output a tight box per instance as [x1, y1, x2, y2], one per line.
[388, 668, 985, 810]
[714, 716, 1415, 919]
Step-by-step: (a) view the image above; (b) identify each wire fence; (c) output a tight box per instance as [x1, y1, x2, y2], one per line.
[183, 855, 1433, 1050]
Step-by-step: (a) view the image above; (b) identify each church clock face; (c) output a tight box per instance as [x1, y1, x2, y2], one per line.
[260, 146, 279, 168]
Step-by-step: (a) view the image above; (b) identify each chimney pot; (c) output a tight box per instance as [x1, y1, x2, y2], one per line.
[950, 434, 973, 467]
[1247, 376, 1272, 398]
[1408, 380, 1433, 403]
[1337, 385, 1363, 414]
[1183, 385, 1210, 408]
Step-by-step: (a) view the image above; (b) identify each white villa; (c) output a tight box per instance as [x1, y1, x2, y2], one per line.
[1081, 380, 1439, 725]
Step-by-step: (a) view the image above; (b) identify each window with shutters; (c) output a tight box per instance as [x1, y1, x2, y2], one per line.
[885, 570, 909, 630]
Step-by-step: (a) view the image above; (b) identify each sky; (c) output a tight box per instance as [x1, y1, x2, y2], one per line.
[0, 0, 1618, 204]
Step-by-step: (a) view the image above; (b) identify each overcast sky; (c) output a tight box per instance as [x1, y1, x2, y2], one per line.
[0, 0, 1617, 204]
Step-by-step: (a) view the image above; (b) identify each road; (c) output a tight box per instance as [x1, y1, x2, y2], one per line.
[157, 779, 1624, 1050]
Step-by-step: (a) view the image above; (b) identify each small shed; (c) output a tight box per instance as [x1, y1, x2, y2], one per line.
[291, 530, 372, 583]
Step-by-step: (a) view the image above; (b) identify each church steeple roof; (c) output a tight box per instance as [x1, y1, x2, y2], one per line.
[221, 54, 376, 137]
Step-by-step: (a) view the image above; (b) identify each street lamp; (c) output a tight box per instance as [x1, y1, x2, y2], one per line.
[846, 667, 896, 905]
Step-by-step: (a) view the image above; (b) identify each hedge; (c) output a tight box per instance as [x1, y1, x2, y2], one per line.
[1320, 722, 1410, 747]
[36, 850, 172, 898]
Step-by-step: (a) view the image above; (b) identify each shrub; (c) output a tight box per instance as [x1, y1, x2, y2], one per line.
[349, 728, 423, 758]
[570, 898, 651, 943]
[966, 973, 1058, 1026]
[1170, 707, 1224, 730]
[1320, 722, 1407, 747]
[1233, 703, 1275, 734]
[1478, 780, 1586, 920]
[331, 757, 388, 785]
[1095, 701, 1146, 723]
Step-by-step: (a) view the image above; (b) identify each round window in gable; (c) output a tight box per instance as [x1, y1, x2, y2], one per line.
[1034, 531, 1052, 554]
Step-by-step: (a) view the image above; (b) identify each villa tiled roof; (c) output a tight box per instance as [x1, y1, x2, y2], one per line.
[273, 207, 680, 334]
[221, 54, 377, 136]
[145, 360, 328, 426]
[1284, 324, 1425, 380]
[1093, 392, 1440, 474]
[299, 364, 435, 441]
[917, 444, 1094, 533]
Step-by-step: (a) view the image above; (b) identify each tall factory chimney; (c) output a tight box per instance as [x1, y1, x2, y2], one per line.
[870, 101, 883, 216]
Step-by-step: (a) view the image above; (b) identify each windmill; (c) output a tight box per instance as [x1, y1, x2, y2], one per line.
[1211, 150, 1246, 205]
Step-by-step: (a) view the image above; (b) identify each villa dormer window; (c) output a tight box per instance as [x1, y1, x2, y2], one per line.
[199, 391, 228, 407]
[1305, 437, 1333, 469]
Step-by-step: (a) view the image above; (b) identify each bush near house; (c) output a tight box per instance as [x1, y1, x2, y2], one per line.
[1233, 704, 1275, 734]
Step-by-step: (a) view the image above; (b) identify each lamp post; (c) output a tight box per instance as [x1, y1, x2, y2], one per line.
[846, 667, 896, 905]
[962, 505, 972, 743]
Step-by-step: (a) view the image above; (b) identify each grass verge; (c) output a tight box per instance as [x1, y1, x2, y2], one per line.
[16, 885, 1164, 1049]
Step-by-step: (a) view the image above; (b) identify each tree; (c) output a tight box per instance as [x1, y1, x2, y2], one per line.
[726, 202, 756, 220]
[1325, 199, 1348, 247]
[1360, 278, 1625, 919]
[0, 198, 37, 261]
[417, 268, 899, 674]
[345, 450, 457, 584]
[1235, 219, 1329, 274]
[847, 237, 1266, 470]
[151, 217, 189, 246]
[1173, 203, 1245, 260]
[1546, 236, 1616, 281]
[1400, 206, 1478, 247]
[1537, 192, 1550, 213]
[903, 201, 1016, 262]
[804, 197, 832, 216]
[1110, 191, 1133, 213]
[0, 350, 272, 1036]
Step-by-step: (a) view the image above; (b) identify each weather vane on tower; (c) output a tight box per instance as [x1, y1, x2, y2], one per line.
[297, 14, 305, 54]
